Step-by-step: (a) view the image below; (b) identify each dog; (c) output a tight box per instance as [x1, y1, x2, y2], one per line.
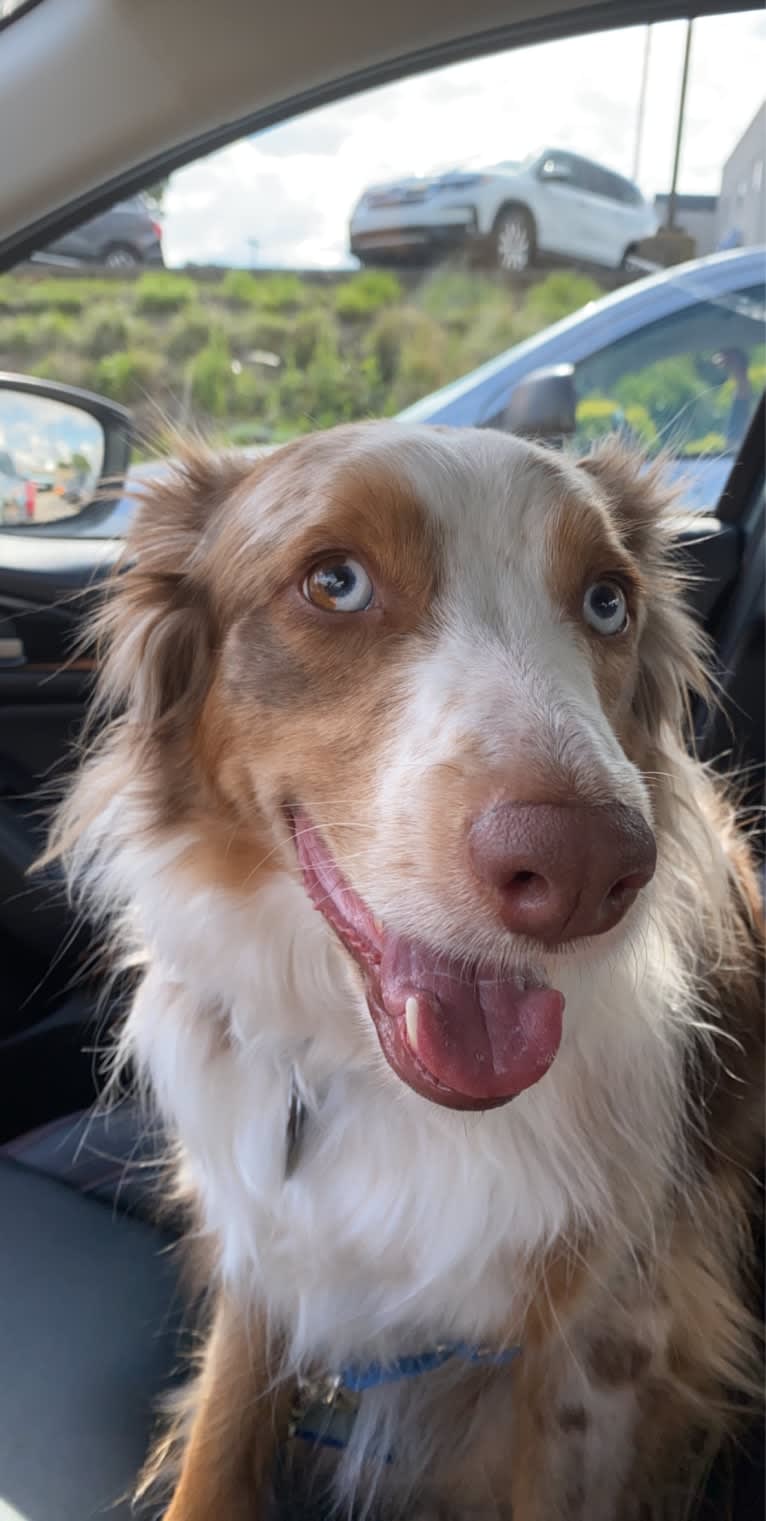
[52, 422, 763, 1520]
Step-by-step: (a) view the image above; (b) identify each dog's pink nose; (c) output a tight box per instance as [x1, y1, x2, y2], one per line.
[469, 802, 656, 943]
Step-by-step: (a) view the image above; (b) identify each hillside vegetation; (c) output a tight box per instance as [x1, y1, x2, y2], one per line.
[0, 266, 604, 450]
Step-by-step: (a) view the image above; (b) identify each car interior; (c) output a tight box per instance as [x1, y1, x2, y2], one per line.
[0, 2, 763, 1518]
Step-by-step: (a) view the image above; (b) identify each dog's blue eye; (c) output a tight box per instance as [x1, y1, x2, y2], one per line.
[304, 558, 373, 613]
[582, 581, 628, 636]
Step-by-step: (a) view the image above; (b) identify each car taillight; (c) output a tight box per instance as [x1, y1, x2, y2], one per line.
[24, 481, 36, 519]
[151, 221, 163, 240]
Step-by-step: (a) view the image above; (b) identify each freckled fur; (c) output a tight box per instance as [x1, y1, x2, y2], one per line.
[48, 423, 763, 1519]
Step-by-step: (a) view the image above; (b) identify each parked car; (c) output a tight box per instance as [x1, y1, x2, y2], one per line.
[35, 194, 164, 269]
[349, 147, 657, 271]
[0, 447, 35, 523]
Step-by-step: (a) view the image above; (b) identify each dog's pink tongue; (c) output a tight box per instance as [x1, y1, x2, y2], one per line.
[380, 939, 563, 1101]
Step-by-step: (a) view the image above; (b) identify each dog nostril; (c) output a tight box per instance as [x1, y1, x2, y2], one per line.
[607, 873, 642, 904]
[506, 869, 548, 903]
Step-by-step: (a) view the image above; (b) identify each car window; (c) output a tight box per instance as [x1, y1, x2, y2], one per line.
[580, 163, 614, 199]
[0, 7, 763, 534]
[573, 284, 765, 457]
[604, 171, 630, 204]
[539, 151, 577, 181]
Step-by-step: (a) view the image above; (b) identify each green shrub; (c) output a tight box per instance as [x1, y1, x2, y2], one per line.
[189, 338, 234, 416]
[277, 343, 388, 429]
[0, 315, 41, 355]
[91, 348, 160, 403]
[220, 270, 261, 308]
[219, 270, 307, 312]
[335, 270, 401, 320]
[36, 311, 79, 346]
[222, 421, 274, 446]
[31, 351, 90, 387]
[257, 274, 307, 312]
[0, 279, 24, 314]
[370, 311, 450, 408]
[290, 310, 335, 368]
[16, 279, 87, 314]
[0, 312, 77, 358]
[231, 367, 270, 418]
[365, 308, 444, 386]
[166, 306, 214, 361]
[78, 303, 135, 359]
[135, 272, 196, 314]
[522, 271, 602, 328]
[416, 269, 491, 329]
[226, 312, 292, 361]
[451, 298, 520, 371]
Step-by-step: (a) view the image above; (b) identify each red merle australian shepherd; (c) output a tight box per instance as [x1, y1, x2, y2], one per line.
[52, 422, 763, 1520]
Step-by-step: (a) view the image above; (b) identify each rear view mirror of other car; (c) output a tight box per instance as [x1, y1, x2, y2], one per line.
[0, 373, 131, 529]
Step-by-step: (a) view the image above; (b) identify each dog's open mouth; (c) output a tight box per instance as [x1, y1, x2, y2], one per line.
[289, 808, 564, 1111]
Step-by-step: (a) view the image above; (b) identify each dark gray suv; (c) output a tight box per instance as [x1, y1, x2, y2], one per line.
[37, 194, 164, 269]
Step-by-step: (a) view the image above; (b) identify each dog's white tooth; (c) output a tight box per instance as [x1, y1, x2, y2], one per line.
[372, 916, 384, 936]
[405, 996, 420, 1052]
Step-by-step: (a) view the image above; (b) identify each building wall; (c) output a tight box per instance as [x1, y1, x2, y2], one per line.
[716, 101, 766, 249]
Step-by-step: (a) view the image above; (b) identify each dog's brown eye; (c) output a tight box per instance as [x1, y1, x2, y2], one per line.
[303, 558, 374, 613]
[582, 580, 628, 636]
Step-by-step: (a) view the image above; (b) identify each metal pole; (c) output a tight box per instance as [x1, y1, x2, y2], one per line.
[666, 19, 693, 230]
[632, 26, 652, 183]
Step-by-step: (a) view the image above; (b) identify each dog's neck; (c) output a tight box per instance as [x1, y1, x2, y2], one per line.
[120, 842, 689, 1371]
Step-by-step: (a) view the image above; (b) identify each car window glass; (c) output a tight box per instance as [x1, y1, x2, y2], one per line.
[539, 151, 576, 180]
[573, 284, 765, 458]
[0, 8, 763, 534]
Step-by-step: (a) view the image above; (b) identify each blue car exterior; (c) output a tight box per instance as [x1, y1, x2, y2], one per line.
[399, 247, 766, 510]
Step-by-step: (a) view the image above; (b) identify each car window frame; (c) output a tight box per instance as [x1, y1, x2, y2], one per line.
[4, 0, 751, 271]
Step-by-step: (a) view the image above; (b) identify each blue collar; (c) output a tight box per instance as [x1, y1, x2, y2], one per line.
[339, 1341, 520, 1391]
[291, 1342, 521, 1454]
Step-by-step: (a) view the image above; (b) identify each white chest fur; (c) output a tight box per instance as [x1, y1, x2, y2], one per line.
[124, 872, 684, 1376]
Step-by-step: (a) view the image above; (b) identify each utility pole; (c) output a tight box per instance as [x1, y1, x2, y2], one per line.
[632, 26, 652, 183]
[666, 19, 693, 230]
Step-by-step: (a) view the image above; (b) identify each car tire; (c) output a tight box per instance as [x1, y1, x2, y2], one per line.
[620, 243, 638, 270]
[492, 206, 536, 273]
[102, 243, 141, 270]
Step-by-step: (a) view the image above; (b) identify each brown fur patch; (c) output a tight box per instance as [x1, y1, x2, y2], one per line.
[558, 1404, 588, 1431]
[586, 1335, 652, 1387]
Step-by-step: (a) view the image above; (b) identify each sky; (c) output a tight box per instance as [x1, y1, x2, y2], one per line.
[0, 395, 103, 476]
[161, 10, 766, 270]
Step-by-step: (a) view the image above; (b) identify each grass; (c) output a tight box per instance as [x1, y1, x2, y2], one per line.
[0, 263, 609, 448]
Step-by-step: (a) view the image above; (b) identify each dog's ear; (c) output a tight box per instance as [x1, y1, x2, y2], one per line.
[578, 439, 711, 740]
[95, 446, 256, 728]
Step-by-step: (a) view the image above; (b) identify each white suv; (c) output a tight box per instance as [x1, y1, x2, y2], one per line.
[349, 148, 658, 272]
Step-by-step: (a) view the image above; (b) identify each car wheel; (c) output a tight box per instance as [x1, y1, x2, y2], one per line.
[620, 243, 638, 270]
[103, 243, 141, 270]
[493, 207, 535, 273]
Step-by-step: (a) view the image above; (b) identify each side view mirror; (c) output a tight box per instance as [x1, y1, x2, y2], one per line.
[0, 372, 131, 529]
[538, 157, 572, 184]
[504, 363, 577, 443]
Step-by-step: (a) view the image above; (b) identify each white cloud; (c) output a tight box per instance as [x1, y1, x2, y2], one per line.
[161, 10, 766, 269]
